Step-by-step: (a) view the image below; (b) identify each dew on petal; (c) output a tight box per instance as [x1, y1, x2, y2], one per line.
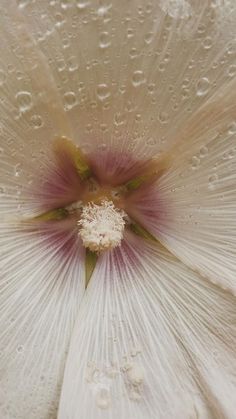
[15, 91, 33, 112]
[17, 0, 30, 8]
[202, 36, 213, 49]
[191, 156, 201, 169]
[113, 112, 126, 126]
[68, 56, 79, 72]
[228, 121, 236, 134]
[16, 345, 24, 354]
[158, 111, 169, 124]
[99, 32, 111, 48]
[76, 0, 90, 10]
[227, 64, 236, 78]
[144, 32, 154, 44]
[208, 173, 219, 190]
[96, 84, 110, 101]
[63, 91, 77, 110]
[159, 0, 192, 19]
[199, 146, 209, 157]
[132, 70, 146, 87]
[196, 77, 210, 97]
[30, 114, 44, 129]
[0, 69, 6, 86]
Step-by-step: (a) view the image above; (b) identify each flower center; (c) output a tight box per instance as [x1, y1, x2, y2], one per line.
[78, 200, 126, 253]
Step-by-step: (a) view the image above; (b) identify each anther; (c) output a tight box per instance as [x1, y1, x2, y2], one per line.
[78, 200, 126, 252]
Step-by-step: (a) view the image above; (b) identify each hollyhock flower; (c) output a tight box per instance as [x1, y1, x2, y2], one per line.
[0, 0, 236, 418]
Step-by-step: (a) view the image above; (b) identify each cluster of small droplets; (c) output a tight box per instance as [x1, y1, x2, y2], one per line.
[78, 200, 126, 252]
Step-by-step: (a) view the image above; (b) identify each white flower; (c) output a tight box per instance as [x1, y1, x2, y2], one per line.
[0, 1, 236, 419]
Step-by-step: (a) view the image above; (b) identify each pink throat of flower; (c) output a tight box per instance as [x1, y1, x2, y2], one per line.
[24, 137, 166, 263]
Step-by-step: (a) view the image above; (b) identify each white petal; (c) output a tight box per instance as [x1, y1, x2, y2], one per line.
[58, 234, 234, 419]
[139, 80, 236, 293]
[0, 225, 85, 418]
[0, 2, 72, 218]
[14, 0, 236, 159]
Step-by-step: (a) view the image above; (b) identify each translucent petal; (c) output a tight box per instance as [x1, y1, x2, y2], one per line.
[59, 233, 235, 419]
[138, 79, 236, 293]
[0, 223, 85, 419]
[14, 0, 236, 160]
[0, 2, 72, 219]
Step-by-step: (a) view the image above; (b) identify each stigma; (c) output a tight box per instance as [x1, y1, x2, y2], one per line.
[78, 200, 126, 253]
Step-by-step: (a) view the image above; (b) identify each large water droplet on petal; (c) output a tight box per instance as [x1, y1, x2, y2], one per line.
[196, 77, 210, 97]
[63, 91, 77, 110]
[132, 70, 146, 87]
[227, 64, 236, 78]
[96, 84, 110, 101]
[30, 114, 44, 129]
[16, 91, 33, 112]
[99, 32, 111, 48]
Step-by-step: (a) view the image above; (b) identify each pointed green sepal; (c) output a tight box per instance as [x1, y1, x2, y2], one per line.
[125, 174, 152, 191]
[54, 137, 92, 181]
[32, 208, 69, 222]
[85, 249, 98, 288]
[129, 221, 157, 242]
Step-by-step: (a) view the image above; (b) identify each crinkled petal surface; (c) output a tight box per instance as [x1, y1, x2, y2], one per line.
[0, 5, 85, 418]
[137, 80, 236, 294]
[59, 234, 236, 419]
[0, 1, 236, 419]
[15, 0, 236, 159]
[0, 224, 85, 419]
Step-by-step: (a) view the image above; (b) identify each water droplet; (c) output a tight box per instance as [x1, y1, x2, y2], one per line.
[196, 77, 210, 97]
[68, 56, 78, 72]
[95, 387, 111, 409]
[197, 23, 206, 34]
[0, 70, 6, 86]
[61, 0, 71, 9]
[227, 64, 236, 78]
[14, 164, 22, 177]
[158, 111, 169, 124]
[228, 121, 236, 135]
[144, 32, 153, 44]
[63, 91, 77, 110]
[132, 70, 146, 87]
[147, 83, 155, 94]
[202, 36, 213, 49]
[210, 0, 221, 8]
[208, 173, 218, 190]
[129, 48, 138, 59]
[30, 114, 43, 129]
[158, 62, 165, 72]
[76, 0, 90, 9]
[96, 84, 110, 101]
[16, 345, 24, 353]
[191, 156, 200, 169]
[16, 71, 24, 80]
[127, 28, 134, 38]
[62, 38, 70, 49]
[114, 112, 125, 126]
[17, 0, 30, 8]
[99, 32, 111, 48]
[199, 146, 208, 157]
[146, 137, 156, 146]
[16, 91, 33, 112]
[55, 12, 65, 27]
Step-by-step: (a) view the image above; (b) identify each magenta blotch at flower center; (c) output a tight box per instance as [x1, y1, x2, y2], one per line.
[28, 137, 165, 257]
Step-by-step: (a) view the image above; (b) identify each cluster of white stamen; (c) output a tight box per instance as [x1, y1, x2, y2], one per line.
[78, 200, 126, 252]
